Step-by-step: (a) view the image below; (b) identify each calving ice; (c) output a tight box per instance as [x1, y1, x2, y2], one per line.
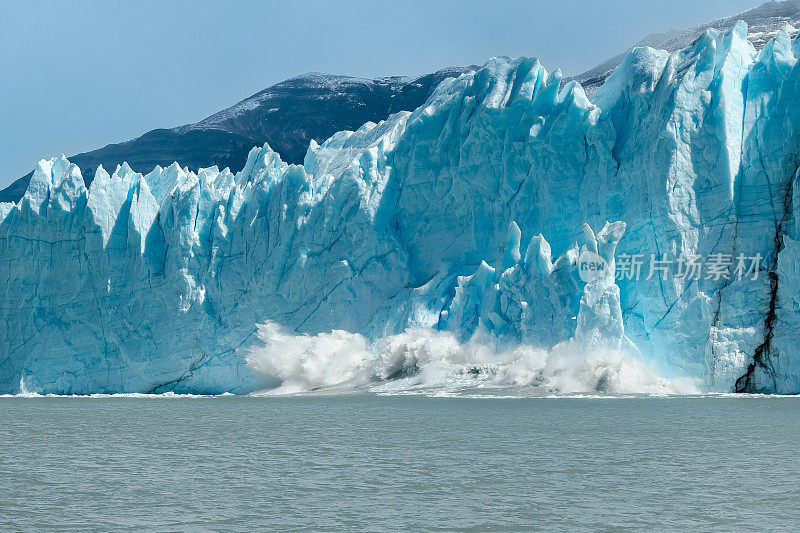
[3, 21, 800, 395]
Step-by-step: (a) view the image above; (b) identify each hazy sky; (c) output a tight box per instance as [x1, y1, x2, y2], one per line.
[0, 0, 761, 187]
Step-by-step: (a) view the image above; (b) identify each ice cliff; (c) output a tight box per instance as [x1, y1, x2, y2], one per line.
[3, 21, 800, 394]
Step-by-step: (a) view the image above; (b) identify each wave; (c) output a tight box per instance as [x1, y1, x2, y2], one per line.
[246, 322, 698, 396]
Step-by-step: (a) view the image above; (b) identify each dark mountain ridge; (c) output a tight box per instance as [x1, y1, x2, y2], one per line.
[0, 67, 474, 203]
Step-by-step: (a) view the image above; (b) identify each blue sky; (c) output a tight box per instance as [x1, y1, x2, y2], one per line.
[0, 0, 760, 187]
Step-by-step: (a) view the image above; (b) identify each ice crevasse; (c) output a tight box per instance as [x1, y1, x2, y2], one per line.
[3, 21, 800, 394]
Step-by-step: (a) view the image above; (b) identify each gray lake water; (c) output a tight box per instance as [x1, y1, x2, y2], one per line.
[1, 394, 799, 531]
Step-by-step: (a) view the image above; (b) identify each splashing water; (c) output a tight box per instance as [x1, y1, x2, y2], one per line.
[246, 322, 697, 395]
[17, 376, 41, 398]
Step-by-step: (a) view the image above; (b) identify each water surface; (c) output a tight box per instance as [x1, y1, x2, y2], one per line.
[1, 395, 798, 531]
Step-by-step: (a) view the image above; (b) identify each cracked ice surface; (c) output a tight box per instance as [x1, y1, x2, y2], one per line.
[4, 21, 800, 393]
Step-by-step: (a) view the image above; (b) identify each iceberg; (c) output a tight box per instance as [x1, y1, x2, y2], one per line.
[3, 21, 800, 394]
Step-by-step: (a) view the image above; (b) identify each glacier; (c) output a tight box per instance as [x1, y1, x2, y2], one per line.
[4, 21, 800, 394]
